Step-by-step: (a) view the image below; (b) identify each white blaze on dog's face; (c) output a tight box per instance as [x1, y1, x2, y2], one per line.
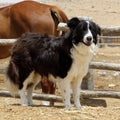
[83, 21, 93, 46]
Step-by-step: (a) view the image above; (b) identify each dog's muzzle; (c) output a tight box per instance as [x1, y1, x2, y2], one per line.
[83, 36, 93, 46]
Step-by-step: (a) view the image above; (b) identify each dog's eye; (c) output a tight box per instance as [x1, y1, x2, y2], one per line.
[89, 26, 92, 31]
[79, 26, 85, 32]
[82, 24, 88, 31]
[82, 26, 86, 31]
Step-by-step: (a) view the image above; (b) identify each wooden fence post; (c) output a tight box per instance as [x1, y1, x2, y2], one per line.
[81, 69, 94, 90]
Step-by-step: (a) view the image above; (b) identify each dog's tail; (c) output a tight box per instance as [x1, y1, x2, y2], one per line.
[5, 61, 19, 97]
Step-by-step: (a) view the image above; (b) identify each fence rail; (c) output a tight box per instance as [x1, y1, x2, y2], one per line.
[0, 90, 120, 101]
[0, 62, 120, 74]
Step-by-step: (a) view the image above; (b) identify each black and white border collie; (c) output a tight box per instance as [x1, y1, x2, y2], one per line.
[6, 17, 101, 108]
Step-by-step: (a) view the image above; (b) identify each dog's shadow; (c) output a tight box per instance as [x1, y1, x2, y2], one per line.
[11, 98, 107, 108]
[80, 98, 107, 107]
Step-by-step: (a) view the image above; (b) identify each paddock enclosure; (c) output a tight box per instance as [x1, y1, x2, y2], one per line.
[0, 0, 120, 120]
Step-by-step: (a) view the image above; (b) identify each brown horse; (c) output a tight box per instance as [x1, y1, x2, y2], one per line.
[0, 5, 12, 58]
[0, 1, 68, 58]
[0, 1, 68, 106]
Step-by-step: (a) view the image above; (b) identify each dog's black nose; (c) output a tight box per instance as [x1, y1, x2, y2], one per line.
[87, 36, 92, 41]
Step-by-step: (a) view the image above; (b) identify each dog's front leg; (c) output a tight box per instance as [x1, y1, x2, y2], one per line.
[71, 79, 82, 108]
[57, 80, 71, 109]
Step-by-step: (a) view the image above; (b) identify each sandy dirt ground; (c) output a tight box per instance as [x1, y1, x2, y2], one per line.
[0, 0, 120, 120]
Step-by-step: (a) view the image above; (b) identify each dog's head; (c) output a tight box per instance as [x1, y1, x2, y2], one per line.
[67, 17, 101, 46]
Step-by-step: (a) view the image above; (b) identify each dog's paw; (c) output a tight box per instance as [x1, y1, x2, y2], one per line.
[74, 104, 85, 109]
[64, 104, 71, 109]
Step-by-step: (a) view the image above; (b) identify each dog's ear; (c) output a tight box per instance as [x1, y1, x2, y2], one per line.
[91, 22, 101, 44]
[67, 17, 80, 29]
[92, 22, 101, 35]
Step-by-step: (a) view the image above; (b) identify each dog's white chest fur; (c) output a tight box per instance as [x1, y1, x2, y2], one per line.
[69, 43, 95, 80]
[52, 43, 96, 83]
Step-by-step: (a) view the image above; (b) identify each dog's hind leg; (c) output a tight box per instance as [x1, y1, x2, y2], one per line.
[19, 89, 28, 106]
[26, 72, 40, 105]
[19, 71, 41, 106]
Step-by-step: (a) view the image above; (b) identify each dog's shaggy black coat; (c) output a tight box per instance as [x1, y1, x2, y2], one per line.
[7, 32, 74, 89]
